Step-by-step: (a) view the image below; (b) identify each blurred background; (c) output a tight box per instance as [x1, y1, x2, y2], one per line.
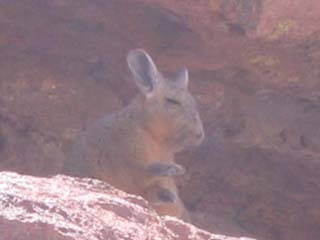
[0, 1, 320, 239]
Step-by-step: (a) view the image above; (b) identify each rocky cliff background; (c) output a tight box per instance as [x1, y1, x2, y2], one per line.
[0, 1, 320, 240]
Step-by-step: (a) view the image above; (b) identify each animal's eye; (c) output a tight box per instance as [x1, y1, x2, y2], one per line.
[165, 98, 181, 105]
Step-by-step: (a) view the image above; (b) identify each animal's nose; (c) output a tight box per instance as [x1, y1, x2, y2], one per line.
[196, 130, 205, 142]
[196, 132, 203, 139]
[192, 114, 199, 123]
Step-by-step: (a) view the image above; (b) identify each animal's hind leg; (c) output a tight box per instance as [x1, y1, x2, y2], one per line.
[144, 178, 191, 222]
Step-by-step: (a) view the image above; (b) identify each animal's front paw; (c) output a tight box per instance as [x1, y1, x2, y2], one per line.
[147, 162, 186, 177]
[165, 164, 185, 176]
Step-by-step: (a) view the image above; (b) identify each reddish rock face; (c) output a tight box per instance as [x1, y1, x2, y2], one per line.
[255, 0, 320, 40]
[0, 172, 255, 240]
[0, 1, 320, 240]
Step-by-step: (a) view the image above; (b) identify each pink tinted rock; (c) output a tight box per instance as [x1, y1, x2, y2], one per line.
[0, 172, 255, 240]
[255, 0, 320, 40]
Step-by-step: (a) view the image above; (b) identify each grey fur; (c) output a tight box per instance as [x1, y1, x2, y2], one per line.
[62, 49, 204, 221]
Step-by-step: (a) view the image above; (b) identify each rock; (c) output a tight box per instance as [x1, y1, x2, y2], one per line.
[255, 0, 320, 40]
[0, 171, 255, 240]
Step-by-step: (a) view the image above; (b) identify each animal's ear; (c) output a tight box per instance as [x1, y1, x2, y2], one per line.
[175, 67, 189, 88]
[127, 49, 159, 96]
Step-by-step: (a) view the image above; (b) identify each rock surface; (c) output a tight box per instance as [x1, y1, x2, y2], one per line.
[0, 172, 254, 240]
[0, 1, 320, 240]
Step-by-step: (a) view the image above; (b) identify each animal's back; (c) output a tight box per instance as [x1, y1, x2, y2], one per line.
[63, 102, 161, 194]
[64, 110, 126, 177]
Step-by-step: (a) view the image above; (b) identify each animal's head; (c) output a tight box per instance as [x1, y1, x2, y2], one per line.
[127, 49, 204, 152]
